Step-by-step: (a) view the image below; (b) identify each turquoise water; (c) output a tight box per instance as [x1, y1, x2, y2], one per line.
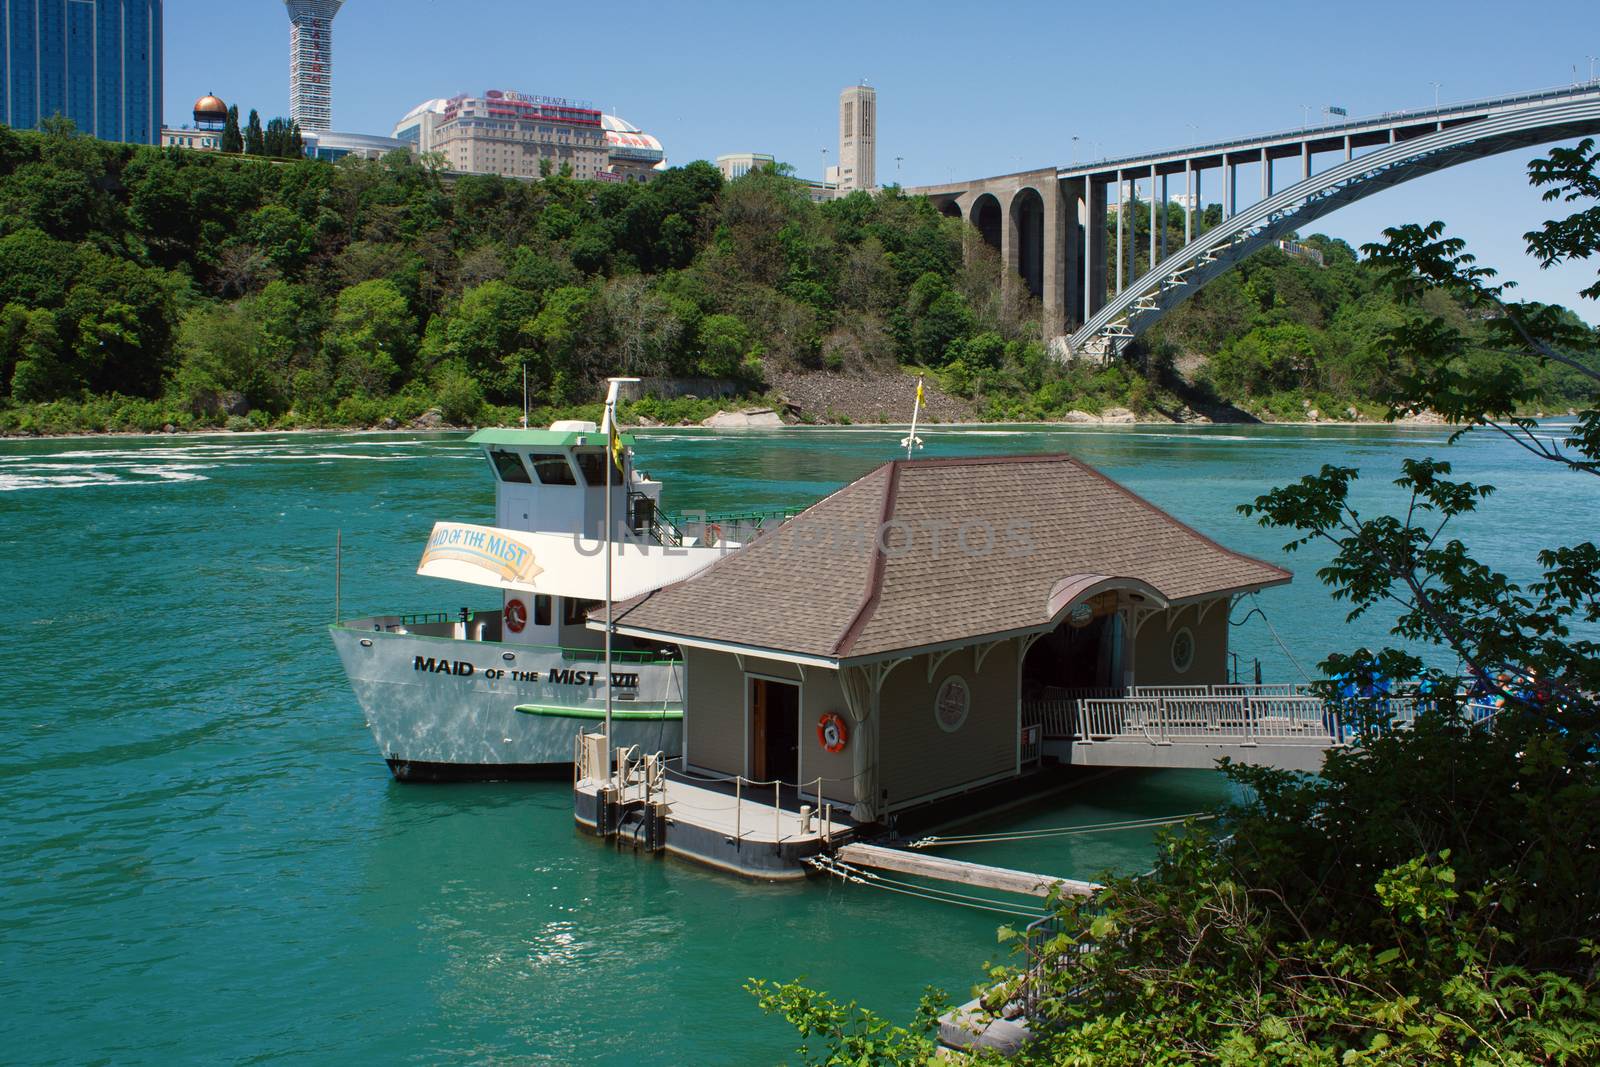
[3, 423, 1594, 1064]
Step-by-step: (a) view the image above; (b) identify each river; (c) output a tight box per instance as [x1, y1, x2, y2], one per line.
[2, 422, 1592, 1064]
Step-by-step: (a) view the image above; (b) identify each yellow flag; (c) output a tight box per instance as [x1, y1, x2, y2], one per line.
[609, 419, 624, 469]
[915, 379, 925, 404]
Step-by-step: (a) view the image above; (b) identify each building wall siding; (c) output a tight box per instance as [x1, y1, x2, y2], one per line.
[1133, 602, 1229, 686]
[681, 649, 855, 806]
[877, 640, 1018, 810]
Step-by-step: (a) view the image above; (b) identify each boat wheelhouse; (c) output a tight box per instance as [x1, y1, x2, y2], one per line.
[331, 418, 730, 781]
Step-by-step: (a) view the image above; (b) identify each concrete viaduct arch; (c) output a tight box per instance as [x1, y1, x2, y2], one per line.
[909, 84, 1600, 358]
[923, 169, 1071, 318]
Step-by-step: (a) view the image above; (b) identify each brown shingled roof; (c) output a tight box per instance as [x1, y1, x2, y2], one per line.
[609, 454, 1290, 661]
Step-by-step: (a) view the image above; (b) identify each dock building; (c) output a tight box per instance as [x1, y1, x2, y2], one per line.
[576, 453, 1291, 875]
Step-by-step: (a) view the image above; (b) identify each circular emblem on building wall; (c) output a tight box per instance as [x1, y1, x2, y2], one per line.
[934, 676, 971, 733]
[1067, 603, 1095, 628]
[1171, 627, 1196, 674]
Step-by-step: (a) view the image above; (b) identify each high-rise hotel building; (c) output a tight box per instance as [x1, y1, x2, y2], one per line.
[284, 0, 341, 131]
[394, 90, 611, 180]
[0, 0, 163, 143]
[837, 82, 876, 193]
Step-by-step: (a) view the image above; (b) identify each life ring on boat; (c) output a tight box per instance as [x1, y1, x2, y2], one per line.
[704, 523, 722, 547]
[505, 597, 528, 633]
[817, 712, 848, 753]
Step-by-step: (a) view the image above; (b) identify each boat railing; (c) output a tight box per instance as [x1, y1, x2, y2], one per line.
[668, 507, 805, 547]
[396, 610, 455, 627]
[351, 613, 681, 664]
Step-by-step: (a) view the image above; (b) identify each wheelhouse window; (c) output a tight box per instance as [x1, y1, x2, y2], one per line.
[563, 597, 599, 625]
[573, 449, 619, 487]
[489, 449, 531, 483]
[533, 594, 552, 627]
[527, 453, 577, 485]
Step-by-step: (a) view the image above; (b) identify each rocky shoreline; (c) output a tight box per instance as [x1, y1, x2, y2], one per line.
[6, 369, 1574, 440]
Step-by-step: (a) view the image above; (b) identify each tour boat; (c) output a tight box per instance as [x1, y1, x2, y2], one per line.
[331, 408, 735, 781]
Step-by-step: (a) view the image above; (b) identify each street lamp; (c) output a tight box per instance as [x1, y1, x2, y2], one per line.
[1430, 81, 1441, 108]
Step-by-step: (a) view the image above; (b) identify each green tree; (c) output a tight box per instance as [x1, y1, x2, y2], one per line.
[246, 204, 314, 275]
[221, 105, 243, 154]
[524, 285, 597, 402]
[695, 313, 750, 378]
[244, 109, 265, 156]
[324, 279, 416, 398]
[421, 280, 541, 399]
[7, 308, 71, 401]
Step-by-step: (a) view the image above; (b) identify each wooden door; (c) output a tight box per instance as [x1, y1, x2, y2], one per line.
[751, 678, 769, 780]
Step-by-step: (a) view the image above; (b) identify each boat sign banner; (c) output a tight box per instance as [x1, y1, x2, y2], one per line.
[418, 523, 545, 587]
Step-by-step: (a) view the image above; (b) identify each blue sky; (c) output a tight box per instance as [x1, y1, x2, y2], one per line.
[167, 0, 1600, 317]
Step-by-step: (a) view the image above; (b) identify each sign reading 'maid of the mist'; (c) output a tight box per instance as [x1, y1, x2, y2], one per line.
[417, 522, 545, 586]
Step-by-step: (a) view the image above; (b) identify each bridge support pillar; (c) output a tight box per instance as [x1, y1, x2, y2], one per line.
[1056, 178, 1082, 330]
[1158, 171, 1168, 263]
[1001, 196, 1020, 310]
[1148, 164, 1158, 270]
[1190, 164, 1200, 241]
[1261, 147, 1271, 199]
[1087, 178, 1107, 320]
[1114, 171, 1125, 295]
[1225, 157, 1237, 218]
[1037, 180, 1066, 335]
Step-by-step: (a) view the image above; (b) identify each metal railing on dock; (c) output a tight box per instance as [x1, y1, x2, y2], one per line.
[1027, 684, 1500, 749]
[576, 735, 840, 847]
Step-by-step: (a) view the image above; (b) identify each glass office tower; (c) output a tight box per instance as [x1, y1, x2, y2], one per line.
[2, 0, 163, 144]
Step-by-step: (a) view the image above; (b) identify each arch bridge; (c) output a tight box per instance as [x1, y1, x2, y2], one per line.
[909, 84, 1600, 360]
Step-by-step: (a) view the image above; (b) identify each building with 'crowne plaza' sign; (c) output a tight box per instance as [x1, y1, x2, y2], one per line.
[394, 90, 665, 182]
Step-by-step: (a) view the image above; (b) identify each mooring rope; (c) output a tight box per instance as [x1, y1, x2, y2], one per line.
[906, 812, 1216, 850]
[1247, 591, 1314, 683]
[809, 856, 1047, 919]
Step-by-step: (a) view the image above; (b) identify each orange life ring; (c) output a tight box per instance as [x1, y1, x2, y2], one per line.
[505, 598, 528, 633]
[817, 712, 848, 753]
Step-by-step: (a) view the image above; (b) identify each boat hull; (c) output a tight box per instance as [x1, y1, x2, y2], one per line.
[331, 625, 684, 781]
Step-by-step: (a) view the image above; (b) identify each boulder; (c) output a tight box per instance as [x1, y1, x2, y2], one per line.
[1306, 408, 1320, 421]
[376, 416, 400, 430]
[1100, 406, 1137, 424]
[410, 408, 446, 430]
[701, 408, 783, 428]
[1059, 410, 1099, 424]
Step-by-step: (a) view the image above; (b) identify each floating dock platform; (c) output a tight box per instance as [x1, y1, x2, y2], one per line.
[574, 750, 855, 880]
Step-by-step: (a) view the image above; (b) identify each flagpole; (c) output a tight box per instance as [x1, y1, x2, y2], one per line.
[904, 375, 924, 459]
[600, 377, 638, 785]
[604, 391, 614, 781]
